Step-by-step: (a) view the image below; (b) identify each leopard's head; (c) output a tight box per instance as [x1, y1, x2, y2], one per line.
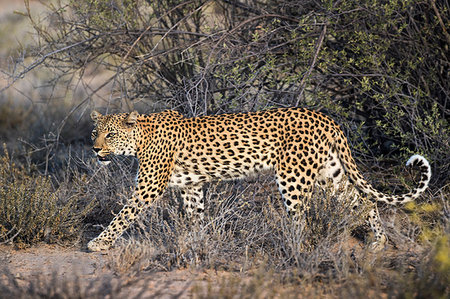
[90, 110, 139, 165]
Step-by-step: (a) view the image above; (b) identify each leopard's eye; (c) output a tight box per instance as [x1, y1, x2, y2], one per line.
[92, 130, 98, 138]
[106, 132, 116, 139]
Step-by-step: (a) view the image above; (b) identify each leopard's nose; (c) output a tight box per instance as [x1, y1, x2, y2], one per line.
[93, 147, 101, 153]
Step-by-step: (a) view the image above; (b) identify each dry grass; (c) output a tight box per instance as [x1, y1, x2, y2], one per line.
[0, 267, 141, 299]
[104, 177, 449, 297]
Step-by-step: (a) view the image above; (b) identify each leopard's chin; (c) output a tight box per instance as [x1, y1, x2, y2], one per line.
[97, 155, 111, 166]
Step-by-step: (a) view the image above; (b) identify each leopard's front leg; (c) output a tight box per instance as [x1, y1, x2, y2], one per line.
[87, 204, 143, 251]
[88, 148, 176, 251]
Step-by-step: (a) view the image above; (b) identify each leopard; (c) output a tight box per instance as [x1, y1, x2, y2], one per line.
[87, 107, 431, 252]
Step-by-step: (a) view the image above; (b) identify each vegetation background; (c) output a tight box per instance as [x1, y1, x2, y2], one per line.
[0, 0, 448, 297]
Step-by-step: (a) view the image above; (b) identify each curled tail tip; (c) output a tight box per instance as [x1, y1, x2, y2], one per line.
[406, 154, 431, 170]
[406, 154, 431, 191]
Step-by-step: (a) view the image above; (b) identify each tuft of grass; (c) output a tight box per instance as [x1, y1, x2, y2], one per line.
[0, 145, 94, 247]
[107, 238, 160, 275]
[191, 265, 293, 299]
[0, 268, 136, 299]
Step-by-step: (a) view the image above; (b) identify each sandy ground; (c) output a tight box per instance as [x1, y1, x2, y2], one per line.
[0, 244, 219, 298]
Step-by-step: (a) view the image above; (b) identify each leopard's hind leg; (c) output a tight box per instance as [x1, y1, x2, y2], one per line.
[180, 184, 205, 221]
[317, 147, 387, 251]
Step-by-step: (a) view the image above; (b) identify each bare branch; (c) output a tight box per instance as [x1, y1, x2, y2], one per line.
[296, 23, 327, 106]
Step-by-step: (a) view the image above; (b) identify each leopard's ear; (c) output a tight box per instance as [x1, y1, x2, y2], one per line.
[124, 111, 138, 126]
[91, 110, 102, 123]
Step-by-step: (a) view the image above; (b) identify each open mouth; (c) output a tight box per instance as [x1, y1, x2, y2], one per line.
[97, 155, 110, 162]
[96, 154, 112, 165]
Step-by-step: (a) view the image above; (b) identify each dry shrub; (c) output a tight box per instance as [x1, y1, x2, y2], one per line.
[0, 146, 94, 247]
[190, 235, 449, 299]
[101, 173, 448, 297]
[107, 177, 368, 278]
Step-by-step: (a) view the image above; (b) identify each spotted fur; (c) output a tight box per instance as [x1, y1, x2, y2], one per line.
[87, 107, 431, 251]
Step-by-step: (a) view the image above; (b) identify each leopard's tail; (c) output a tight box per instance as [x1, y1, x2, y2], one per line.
[334, 130, 431, 205]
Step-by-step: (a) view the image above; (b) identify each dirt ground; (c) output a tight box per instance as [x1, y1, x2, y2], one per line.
[0, 244, 222, 298]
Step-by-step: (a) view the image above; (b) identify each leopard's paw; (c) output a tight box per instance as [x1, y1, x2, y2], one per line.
[369, 234, 387, 252]
[87, 238, 111, 252]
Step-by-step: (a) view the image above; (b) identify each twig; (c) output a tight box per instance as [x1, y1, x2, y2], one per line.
[0, 227, 22, 244]
[115, 1, 198, 111]
[0, 35, 101, 93]
[295, 23, 327, 107]
[206, 14, 314, 67]
[430, 0, 450, 45]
